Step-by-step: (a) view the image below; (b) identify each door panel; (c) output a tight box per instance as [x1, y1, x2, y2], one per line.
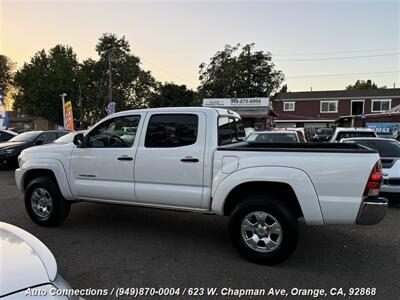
[134, 112, 206, 208]
[69, 114, 143, 202]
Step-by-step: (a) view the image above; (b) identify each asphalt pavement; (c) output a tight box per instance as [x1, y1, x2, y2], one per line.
[0, 170, 399, 300]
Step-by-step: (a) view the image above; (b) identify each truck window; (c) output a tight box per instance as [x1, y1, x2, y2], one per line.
[218, 117, 246, 146]
[86, 115, 141, 148]
[145, 114, 198, 148]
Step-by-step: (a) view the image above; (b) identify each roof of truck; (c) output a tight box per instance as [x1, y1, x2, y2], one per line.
[109, 107, 240, 118]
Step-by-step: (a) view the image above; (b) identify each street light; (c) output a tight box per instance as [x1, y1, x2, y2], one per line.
[60, 93, 67, 128]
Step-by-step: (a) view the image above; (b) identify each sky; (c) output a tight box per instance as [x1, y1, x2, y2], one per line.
[1, 0, 400, 92]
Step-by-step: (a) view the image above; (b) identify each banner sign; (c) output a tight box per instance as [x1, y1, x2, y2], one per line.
[203, 98, 269, 107]
[107, 102, 116, 115]
[366, 122, 400, 136]
[64, 101, 74, 131]
[0, 100, 9, 129]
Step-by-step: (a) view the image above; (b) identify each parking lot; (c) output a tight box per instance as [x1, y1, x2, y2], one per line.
[0, 169, 399, 299]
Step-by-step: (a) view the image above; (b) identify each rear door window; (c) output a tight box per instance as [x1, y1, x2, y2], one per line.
[145, 114, 198, 148]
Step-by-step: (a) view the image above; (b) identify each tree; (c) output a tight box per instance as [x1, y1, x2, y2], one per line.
[80, 33, 158, 123]
[198, 43, 284, 98]
[13, 45, 79, 124]
[149, 83, 200, 107]
[279, 84, 288, 93]
[346, 79, 384, 90]
[0, 54, 15, 96]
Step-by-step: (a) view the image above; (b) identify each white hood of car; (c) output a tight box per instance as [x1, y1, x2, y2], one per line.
[0, 222, 57, 297]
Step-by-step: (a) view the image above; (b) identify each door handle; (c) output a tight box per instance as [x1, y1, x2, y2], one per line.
[118, 155, 133, 161]
[181, 156, 199, 163]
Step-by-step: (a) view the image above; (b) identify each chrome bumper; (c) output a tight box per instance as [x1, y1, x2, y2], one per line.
[356, 197, 388, 225]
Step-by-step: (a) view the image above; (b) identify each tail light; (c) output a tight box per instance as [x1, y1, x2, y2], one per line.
[364, 161, 383, 197]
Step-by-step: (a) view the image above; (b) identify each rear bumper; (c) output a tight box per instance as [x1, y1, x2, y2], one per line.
[356, 197, 388, 225]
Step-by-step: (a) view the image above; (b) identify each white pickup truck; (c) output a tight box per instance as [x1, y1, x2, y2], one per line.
[16, 107, 388, 264]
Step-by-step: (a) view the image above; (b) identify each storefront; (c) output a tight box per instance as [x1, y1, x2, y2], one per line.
[202, 97, 276, 130]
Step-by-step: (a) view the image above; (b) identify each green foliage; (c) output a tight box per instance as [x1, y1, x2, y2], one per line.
[0, 54, 15, 96]
[13, 45, 79, 123]
[279, 84, 288, 93]
[149, 82, 200, 108]
[198, 43, 284, 98]
[80, 33, 158, 123]
[13, 33, 158, 126]
[346, 79, 385, 90]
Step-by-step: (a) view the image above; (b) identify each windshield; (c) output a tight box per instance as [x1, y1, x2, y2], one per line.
[8, 131, 41, 142]
[347, 139, 400, 157]
[336, 131, 376, 141]
[247, 132, 298, 143]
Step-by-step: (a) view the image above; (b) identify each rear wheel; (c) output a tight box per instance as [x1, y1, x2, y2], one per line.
[25, 176, 70, 226]
[229, 195, 298, 265]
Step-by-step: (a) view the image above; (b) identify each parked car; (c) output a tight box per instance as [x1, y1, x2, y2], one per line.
[16, 107, 387, 265]
[0, 130, 18, 142]
[0, 130, 69, 168]
[311, 128, 333, 142]
[9, 128, 29, 134]
[247, 131, 301, 143]
[52, 130, 86, 145]
[0, 221, 82, 299]
[341, 137, 400, 199]
[329, 127, 377, 142]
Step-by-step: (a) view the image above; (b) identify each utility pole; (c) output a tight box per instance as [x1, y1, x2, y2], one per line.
[108, 48, 113, 104]
[60, 93, 67, 128]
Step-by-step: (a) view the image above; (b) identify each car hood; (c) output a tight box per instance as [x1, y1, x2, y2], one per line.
[0, 222, 57, 297]
[22, 142, 75, 156]
[0, 141, 26, 149]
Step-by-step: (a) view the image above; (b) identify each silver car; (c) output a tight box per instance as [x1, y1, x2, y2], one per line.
[0, 222, 82, 299]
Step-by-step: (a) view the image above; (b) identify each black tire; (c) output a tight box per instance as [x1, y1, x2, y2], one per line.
[25, 176, 71, 227]
[229, 195, 298, 265]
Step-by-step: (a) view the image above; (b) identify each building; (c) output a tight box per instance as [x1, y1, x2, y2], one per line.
[7, 111, 57, 130]
[273, 88, 400, 128]
[202, 97, 277, 130]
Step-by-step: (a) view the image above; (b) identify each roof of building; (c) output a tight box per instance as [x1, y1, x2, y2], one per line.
[274, 88, 400, 101]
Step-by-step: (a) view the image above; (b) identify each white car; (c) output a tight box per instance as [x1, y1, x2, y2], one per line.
[0, 222, 82, 299]
[341, 137, 400, 195]
[16, 107, 387, 265]
[329, 127, 377, 142]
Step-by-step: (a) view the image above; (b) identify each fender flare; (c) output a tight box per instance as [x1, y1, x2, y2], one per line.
[17, 159, 74, 200]
[211, 166, 324, 225]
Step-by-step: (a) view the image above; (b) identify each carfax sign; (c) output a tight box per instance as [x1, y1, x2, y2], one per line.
[366, 122, 400, 136]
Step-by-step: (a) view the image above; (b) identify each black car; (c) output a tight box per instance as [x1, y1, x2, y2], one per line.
[311, 128, 333, 142]
[0, 130, 69, 168]
[0, 130, 18, 142]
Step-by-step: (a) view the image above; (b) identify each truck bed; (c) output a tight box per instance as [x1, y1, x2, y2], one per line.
[218, 142, 376, 153]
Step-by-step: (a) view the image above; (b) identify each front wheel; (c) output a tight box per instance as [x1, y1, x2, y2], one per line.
[25, 176, 71, 227]
[229, 195, 298, 265]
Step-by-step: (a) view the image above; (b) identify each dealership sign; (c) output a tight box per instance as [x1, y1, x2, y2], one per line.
[366, 122, 400, 136]
[203, 98, 269, 107]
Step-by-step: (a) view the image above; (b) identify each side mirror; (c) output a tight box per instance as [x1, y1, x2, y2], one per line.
[73, 133, 84, 147]
[34, 139, 44, 145]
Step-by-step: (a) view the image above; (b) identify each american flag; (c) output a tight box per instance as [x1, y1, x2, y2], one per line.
[107, 102, 116, 115]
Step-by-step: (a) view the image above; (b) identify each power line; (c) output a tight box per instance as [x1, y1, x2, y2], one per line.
[287, 71, 400, 79]
[274, 48, 399, 57]
[276, 52, 400, 62]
